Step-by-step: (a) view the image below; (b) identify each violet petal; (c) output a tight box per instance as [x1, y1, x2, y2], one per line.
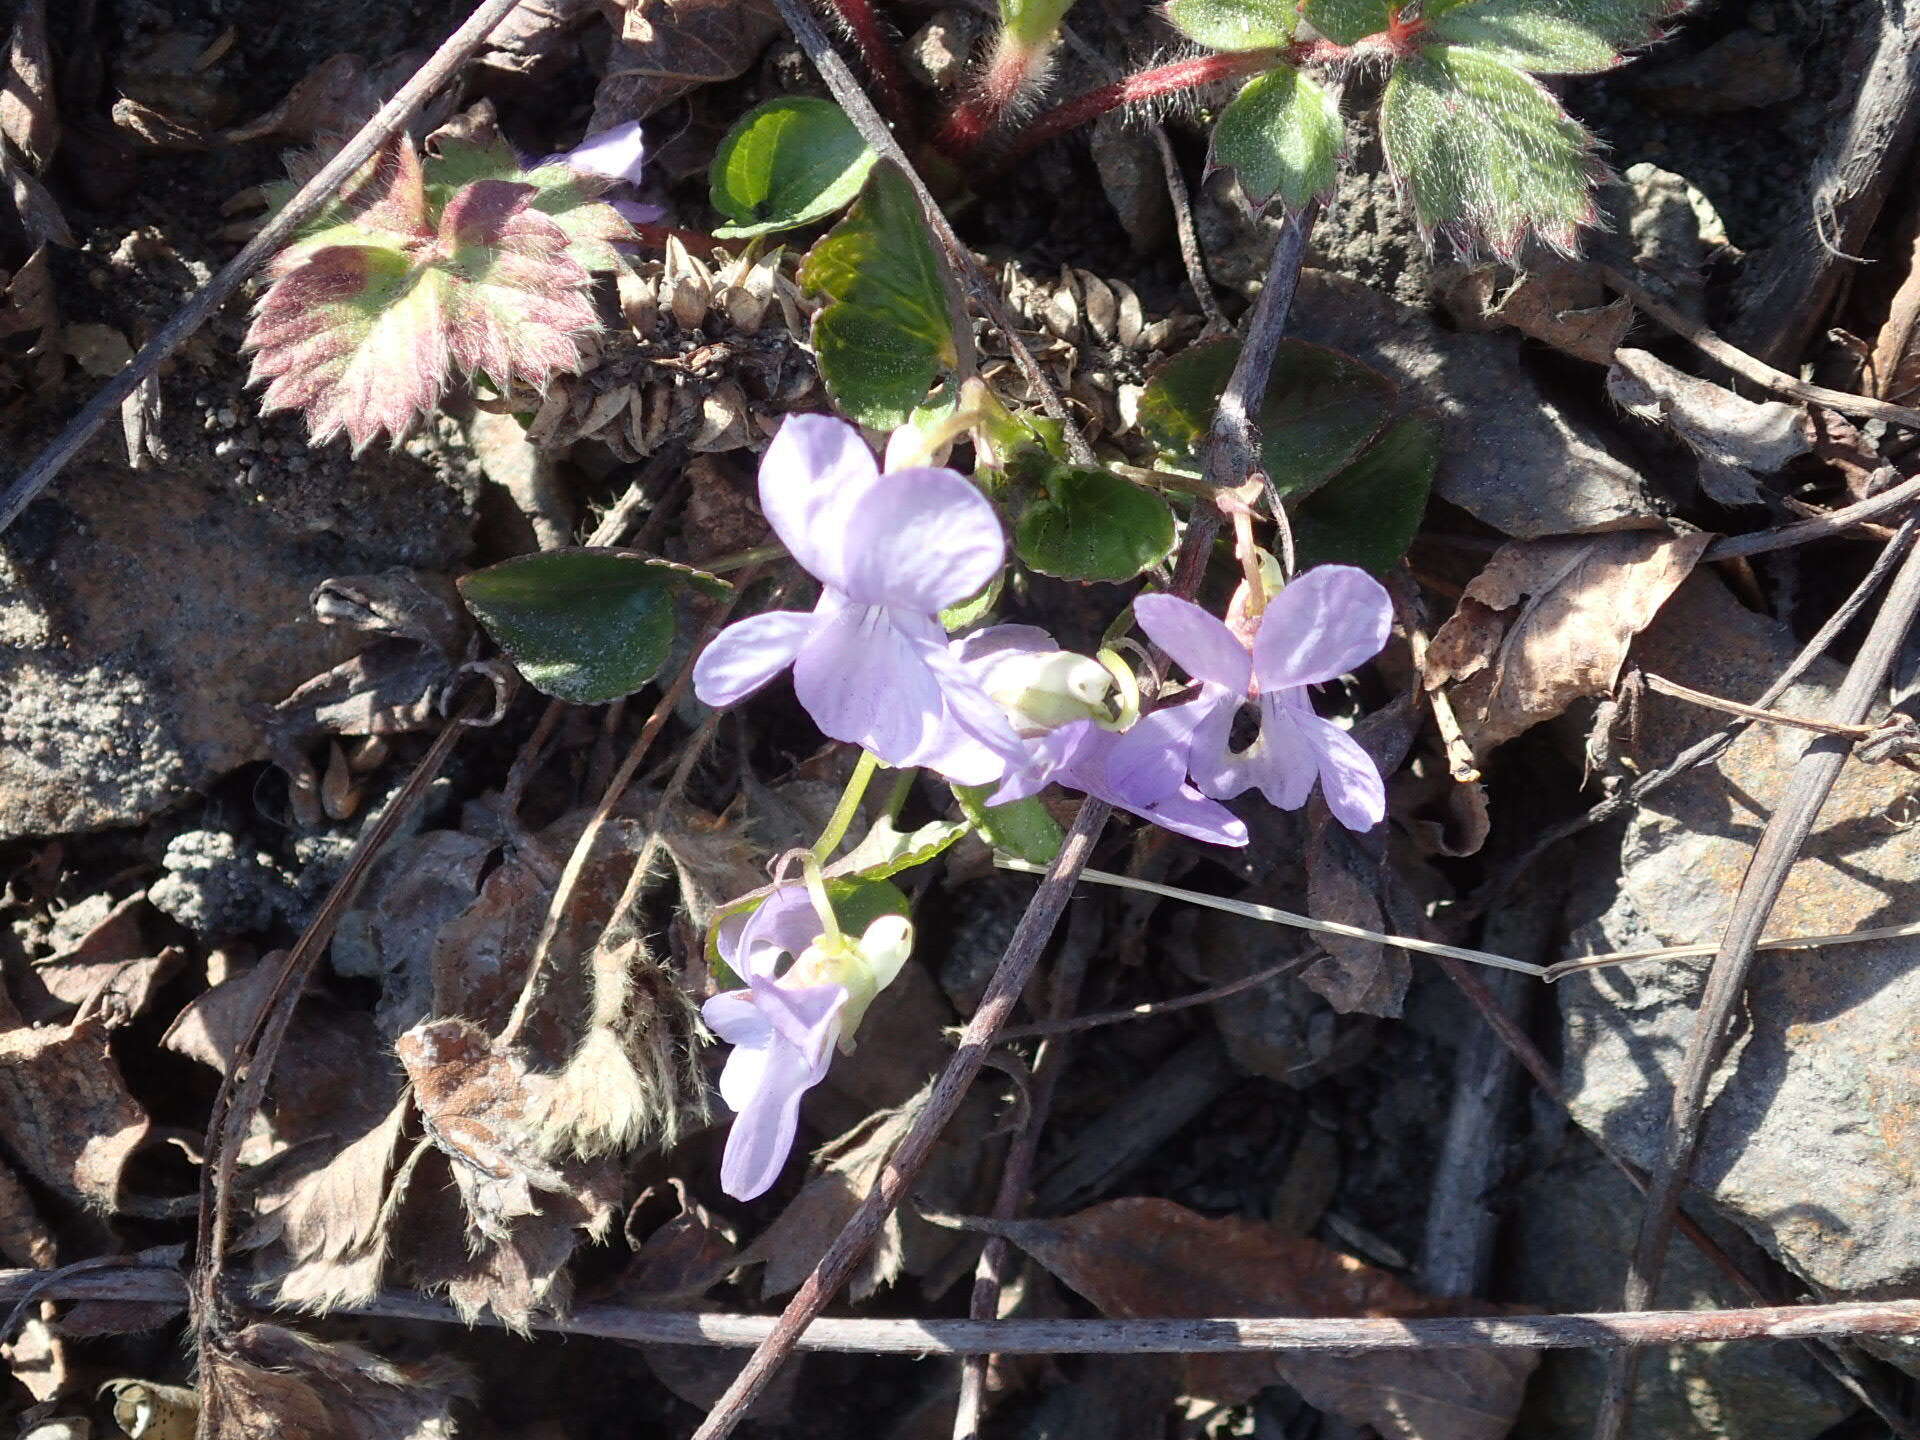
[1133, 594, 1253, 694]
[692, 610, 817, 707]
[1251, 564, 1393, 692]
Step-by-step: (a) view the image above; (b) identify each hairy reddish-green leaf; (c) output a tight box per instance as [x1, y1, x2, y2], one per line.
[1424, 0, 1673, 72]
[1165, 0, 1294, 50]
[1211, 68, 1343, 212]
[437, 180, 598, 391]
[1301, 0, 1392, 43]
[272, 136, 432, 276]
[246, 245, 451, 453]
[1380, 44, 1599, 258]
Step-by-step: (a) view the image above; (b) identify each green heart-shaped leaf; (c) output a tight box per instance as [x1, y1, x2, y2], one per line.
[800, 163, 957, 428]
[459, 548, 728, 704]
[1211, 68, 1343, 213]
[1015, 465, 1176, 582]
[1138, 338, 1395, 498]
[710, 97, 878, 239]
[1294, 414, 1439, 574]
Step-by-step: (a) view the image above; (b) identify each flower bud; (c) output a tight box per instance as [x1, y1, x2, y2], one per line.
[978, 648, 1118, 736]
[788, 914, 915, 1047]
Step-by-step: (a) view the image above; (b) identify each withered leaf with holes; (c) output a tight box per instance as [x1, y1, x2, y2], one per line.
[976, 1198, 1534, 1440]
[1423, 530, 1712, 762]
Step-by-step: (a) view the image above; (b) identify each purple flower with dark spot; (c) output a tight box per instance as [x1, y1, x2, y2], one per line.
[693, 414, 1027, 785]
[956, 625, 1249, 847]
[1133, 565, 1392, 831]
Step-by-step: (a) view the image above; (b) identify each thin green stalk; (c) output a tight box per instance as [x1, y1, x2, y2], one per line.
[812, 750, 883, 863]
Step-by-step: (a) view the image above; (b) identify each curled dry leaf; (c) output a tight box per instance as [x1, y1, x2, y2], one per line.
[1441, 257, 1631, 367]
[590, 0, 783, 131]
[1423, 530, 1713, 761]
[223, 54, 379, 146]
[0, 1002, 150, 1211]
[1608, 348, 1813, 507]
[200, 1324, 470, 1440]
[22, 893, 182, 1026]
[0, 0, 56, 169]
[977, 1197, 1534, 1440]
[1870, 220, 1920, 409]
[396, 1016, 571, 1243]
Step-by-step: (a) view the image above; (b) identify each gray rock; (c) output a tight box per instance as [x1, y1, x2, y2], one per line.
[1507, 1143, 1854, 1439]
[1558, 571, 1920, 1356]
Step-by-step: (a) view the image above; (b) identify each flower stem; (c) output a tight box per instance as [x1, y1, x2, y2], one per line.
[821, 0, 915, 133]
[995, 49, 1283, 164]
[811, 749, 883, 864]
[936, 39, 1047, 158]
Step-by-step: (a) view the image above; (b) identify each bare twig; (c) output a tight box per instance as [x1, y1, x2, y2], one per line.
[1152, 127, 1225, 333]
[1704, 469, 1920, 559]
[25, 1265, 1920, 1356]
[1601, 265, 1920, 429]
[0, 0, 533, 537]
[996, 954, 1308, 1039]
[1638, 672, 1877, 739]
[1595, 529, 1920, 1440]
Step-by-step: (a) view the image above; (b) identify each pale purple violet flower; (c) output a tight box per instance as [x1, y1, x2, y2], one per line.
[537, 120, 664, 225]
[693, 415, 1027, 786]
[956, 626, 1248, 847]
[702, 887, 845, 1201]
[1133, 565, 1392, 831]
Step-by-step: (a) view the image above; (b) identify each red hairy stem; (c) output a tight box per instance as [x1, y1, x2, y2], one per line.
[997, 49, 1284, 161]
[937, 39, 1046, 158]
[821, 0, 915, 131]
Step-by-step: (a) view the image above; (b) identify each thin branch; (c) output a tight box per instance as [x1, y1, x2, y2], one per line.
[21, 1266, 1920, 1355]
[0, 0, 532, 537]
[1704, 470, 1920, 559]
[817, 0, 914, 132]
[1638, 672, 1875, 740]
[1601, 265, 1920, 430]
[1595, 528, 1920, 1440]
[688, 799, 1114, 1440]
[996, 954, 1307, 1039]
[1152, 125, 1225, 332]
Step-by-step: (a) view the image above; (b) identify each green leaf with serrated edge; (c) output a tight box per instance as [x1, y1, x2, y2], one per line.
[953, 786, 1065, 865]
[1015, 466, 1176, 582]
[801, 164, 956, 428]
[707, 877, 911, 983]
[1166, 0, 1294, 50]
[1293, 414, 1438, 574]
[1138, 338, 1394, 498]
[710, 97, 878, 239]
[458, 548, 729, 704]
[247, 246, 452, 453]
[830, 816, 974, 882]
[423, 138, 637, 270]
[1425, 0, 1670, 72]
[1381, 45, 1598, 258]
[1211, 69, 1343, 212]
[1301, 0, 1391, 44]
[274, 137, 432, 274]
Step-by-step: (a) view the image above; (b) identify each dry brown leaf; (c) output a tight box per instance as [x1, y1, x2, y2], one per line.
[1424, 530, 1712, 761]
[1300, 695, 1424, 1018]
[1, 144, 68, 248]
[590, 0, 782, 130]
[1608, 348, 1812, 506]
[0, 1013, 149, 1210]
[980, 1198, 1534, 1439]
[478, 0, 597, 80]
[25, 895, 182, 1025]
[1443, 259, 1631, 366]
[201, 1324, 469, 1440]
[223, 53, 377, 146]
[1871, 222, 1920, 408]
[0, 1152, 54, 1266]
[0, 0, 55, 169]
[334, 829, 493, 1037]
[396, 1016, 570, 1243]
